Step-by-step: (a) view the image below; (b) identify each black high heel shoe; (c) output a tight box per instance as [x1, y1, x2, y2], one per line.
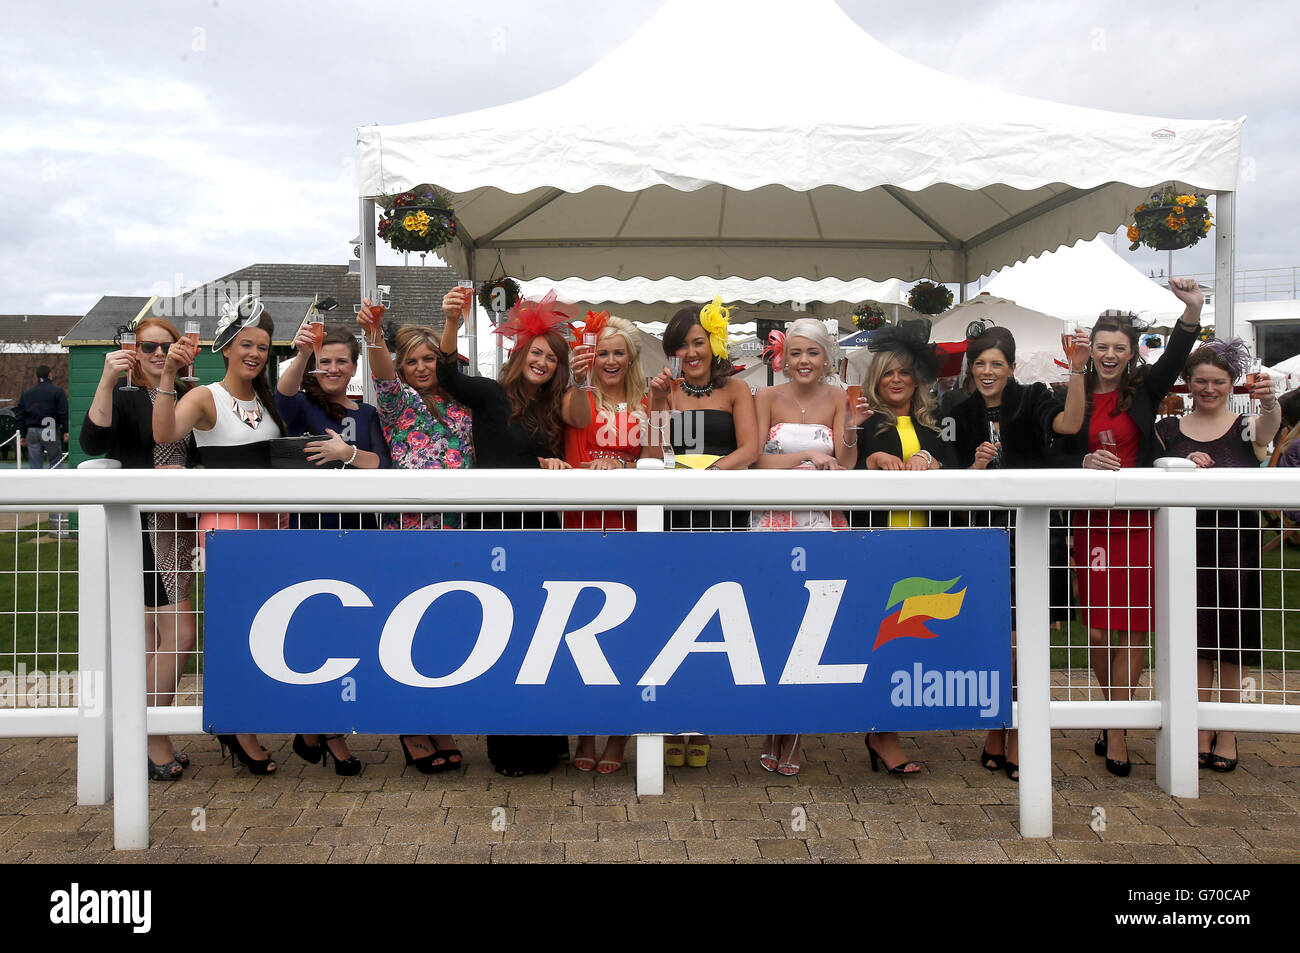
[322, 735, 362, 777]
[866, 735, 922, 776]
[1094, 731, 1107, 758]
[399, 735, 450, 775]
[1208, 733, 1238, 773]
[1102, 729, 1131, 777]
[292, 733, 325, 765]
[217, 734, 277, 775]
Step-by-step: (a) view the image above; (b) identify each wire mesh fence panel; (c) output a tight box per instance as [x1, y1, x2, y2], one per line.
[0, 509, 79, 709]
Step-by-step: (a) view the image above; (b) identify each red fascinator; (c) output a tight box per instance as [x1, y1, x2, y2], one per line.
[493, 290, 573, 348]
[570, 309, 610, 348]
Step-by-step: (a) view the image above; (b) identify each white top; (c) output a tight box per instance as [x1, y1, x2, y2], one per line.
[194, 382, 281, 447]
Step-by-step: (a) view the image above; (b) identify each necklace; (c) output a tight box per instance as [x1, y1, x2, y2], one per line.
[230, 392, 262, 429]
[680, 379, 714, 398]
[789, 392, 809, 416]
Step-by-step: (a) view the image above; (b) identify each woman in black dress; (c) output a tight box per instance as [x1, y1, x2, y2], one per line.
[81, 316, 198, 780]
[644, 300, 759, 768]
[439, 287, 594, 777]
[845, 323, 953, 776]
[950, 326, 1088, 780]
[1155, 339, 1280, 773]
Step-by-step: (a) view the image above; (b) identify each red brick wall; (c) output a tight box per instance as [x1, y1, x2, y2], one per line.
[0, 353, 69, 408]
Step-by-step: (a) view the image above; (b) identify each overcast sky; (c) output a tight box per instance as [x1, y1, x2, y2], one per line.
[2, 0, 1296, 315]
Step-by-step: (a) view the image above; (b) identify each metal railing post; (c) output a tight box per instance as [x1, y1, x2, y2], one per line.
[1154, 505, 1198, 797]
[75, 505, 111, 805]
[104, 503, 150, 849]
[635, 501, 666, 797]
[1014, 506, 1053, 837]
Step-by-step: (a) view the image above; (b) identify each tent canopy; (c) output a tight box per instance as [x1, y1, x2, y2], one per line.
[358, 0, 1242, 286]
[981, 237, 1204, 328]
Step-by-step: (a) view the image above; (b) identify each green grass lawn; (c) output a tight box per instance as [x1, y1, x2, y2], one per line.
[0, 519, 79, 671]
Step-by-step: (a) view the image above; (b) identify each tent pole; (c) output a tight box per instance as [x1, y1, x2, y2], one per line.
[359, 198, 378, 404]
[958, 250, 969, 303]
[1214, 191, 1236, 343]
[466, 249, 478, 377]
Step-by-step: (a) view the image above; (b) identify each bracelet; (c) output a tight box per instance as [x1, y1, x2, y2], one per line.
[345, 445, 359, 468]
[1260, 401, 1278, 413]
[1070, 369, 1087, 376]
[917, 450, 933, 467]
[156, 389, 177, 397]
[1178, 320, 1199, 332]
[841, 433, 858, 448]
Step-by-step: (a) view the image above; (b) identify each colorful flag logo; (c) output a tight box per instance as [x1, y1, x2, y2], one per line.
[873, 576, 967, 649]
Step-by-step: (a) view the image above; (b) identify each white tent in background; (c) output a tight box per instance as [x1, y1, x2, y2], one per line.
[931, 295, 1071, 384]
[355, 0, 1244, 367]
[981, 238, 1208, 329]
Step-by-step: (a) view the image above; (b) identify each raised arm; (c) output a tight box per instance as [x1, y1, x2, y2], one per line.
[277, 323, 316, 396]
[1052, 330, 1090, 434]
[152, 338, 213, 444]
[360, 299, 398, 382]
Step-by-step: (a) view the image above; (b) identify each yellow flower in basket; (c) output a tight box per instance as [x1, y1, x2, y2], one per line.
[1135, 203, 1146, 213]
[403, 214, 417, 231]
[414, 210, 430, 227]
[1127, 225, 1140, 242]
[1164, 213, 1182, 230]
[1176, 195, 1196, 207]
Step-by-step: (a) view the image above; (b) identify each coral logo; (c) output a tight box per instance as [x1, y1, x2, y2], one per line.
[873, 576, 967, 649]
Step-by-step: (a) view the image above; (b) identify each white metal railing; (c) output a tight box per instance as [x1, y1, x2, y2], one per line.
[2, 466, 1300, 849]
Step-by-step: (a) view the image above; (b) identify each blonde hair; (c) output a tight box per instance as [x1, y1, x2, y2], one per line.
[393, 325, 446, 422]
[783, 318, 839, 383]
[592, 316, 647, 424]
[863, 350, 939, 435]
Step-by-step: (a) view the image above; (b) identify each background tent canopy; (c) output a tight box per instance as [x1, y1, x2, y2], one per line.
[357, 0, 1242, 286]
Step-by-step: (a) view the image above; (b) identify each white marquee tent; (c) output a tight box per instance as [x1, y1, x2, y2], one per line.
[931, 295, 1071, 385]
[356, 0, 1243, 369]
[981, 237, 1208, 329]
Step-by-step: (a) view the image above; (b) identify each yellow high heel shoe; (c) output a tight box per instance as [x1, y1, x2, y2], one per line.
[685, 738, 710, 768]
[664, 737, 686, 767]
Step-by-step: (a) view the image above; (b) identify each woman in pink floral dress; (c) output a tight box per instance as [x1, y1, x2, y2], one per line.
[359, 304, 474, 773]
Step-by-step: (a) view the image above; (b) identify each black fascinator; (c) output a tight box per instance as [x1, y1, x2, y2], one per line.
[867, 317, 942, 383]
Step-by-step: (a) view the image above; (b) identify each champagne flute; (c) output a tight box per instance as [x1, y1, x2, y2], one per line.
[667, 356, 683, 380]
[120, 332, 138, 391]
[846, 384, 863, 430]
[180, 320, 200, 382]
[1099, 429, 1117, 466]
[988, 419, 1003, 467]
[1061, 320, 1077, 361]
[359, 298, 387, 350]
[582, 332, 598, 391]
[308, 314, 325, 374]
[1245, 358, 1264, 403]
[457, 280, 475, 318]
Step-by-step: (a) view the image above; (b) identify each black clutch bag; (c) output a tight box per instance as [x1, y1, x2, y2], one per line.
[268, 434, 344, 469]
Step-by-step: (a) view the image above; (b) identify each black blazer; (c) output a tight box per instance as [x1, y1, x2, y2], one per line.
[80, 384, 196, 469]
[951, 379, 1066, 470]
[1054, 320, 1199, 468]
[853, 416, 956, 470]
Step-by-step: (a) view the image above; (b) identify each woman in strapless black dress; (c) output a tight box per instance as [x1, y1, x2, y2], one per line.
[644, 302, 759, 768]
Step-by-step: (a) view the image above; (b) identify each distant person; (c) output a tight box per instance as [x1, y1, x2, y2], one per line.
[17, 365, 68, 468]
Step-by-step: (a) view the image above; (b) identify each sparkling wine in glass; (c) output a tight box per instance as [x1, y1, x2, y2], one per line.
[180, 320, 200, 382]
[1245, 358, 1263, 399]
[120, 332, 138, 391]
[582, 332, 598, 391]
[359, 299, 387, 350]
[846, 384, 863, 430]
[667, 356, 683, 381]
[1099, 428, 1117, 464]
[988, 419, 1003, 467]
[309, 316, 326, 374]
[1060, 320, 1078, 361]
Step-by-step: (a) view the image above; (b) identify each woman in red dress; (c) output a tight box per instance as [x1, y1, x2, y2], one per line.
[1058, 277, 1204, 776]
[563, 312, 653, 774]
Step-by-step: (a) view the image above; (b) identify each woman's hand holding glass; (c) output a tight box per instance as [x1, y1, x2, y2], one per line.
[570, 344, 596, 387]
[1068, 330, 1091, 372]
[647, 368, 674, 403]
[101, 349, 137, 383]
[1083, 449, 1121, 470]
[162, 337, 198, 378]
[972, 441, 999, 470]
[292, 324, 316, 355]
[845, 389, 873, 431]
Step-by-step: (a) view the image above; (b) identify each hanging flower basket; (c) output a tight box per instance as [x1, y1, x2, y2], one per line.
[908, 280, 953, 316]
[377, 186, 457, 253]
[1128, 188, 1212, 251]
[852, 303, 887, 332]
[478, 277, 521, 316]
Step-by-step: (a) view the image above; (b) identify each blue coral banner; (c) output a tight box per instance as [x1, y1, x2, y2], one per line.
[203, 530, 1012, 734]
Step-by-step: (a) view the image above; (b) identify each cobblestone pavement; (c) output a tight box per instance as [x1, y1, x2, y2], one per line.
[1, 730, 1297, 863]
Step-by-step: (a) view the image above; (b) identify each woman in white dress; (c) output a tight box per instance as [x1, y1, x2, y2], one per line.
[751, 318, 858, 776]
